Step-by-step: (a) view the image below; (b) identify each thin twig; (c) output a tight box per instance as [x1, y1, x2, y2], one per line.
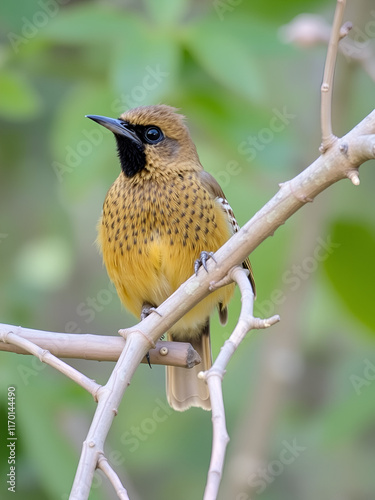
[0, 323, 200, 368]
[70, 331, 152, 498]
[97, 454, 129, 500]
[320, 0, 348, 152]
[202, 267, 279, 500]
[0, 330, 101, 398]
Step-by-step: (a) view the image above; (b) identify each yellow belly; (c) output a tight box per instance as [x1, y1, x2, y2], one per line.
[98, 172, 235, 338]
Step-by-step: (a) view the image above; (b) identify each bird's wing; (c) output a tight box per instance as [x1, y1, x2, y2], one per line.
[198, 170, 256, 296]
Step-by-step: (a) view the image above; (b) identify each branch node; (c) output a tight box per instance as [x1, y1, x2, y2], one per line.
[118, 328, 128, 339]
[209, 273, 233, 291]
[228, 265, 249, 281]
[205, 368, 226, 381]
[252, 314, 281, 330]
[347, 169, 360, 186]
[92, 386, 101, 403]
[38, 348, 51, 362]
[339, 21, 352, 39]
[263, 314, 281, 328]
[88, 441, 96, 448]
[119, 328, 156, 350]
[319, 135, 338, 153]
[159, 346, 168, 356]
[284, 180, 314, 204]
[339, 142, 349, 154]
[0, 330, 11, 343]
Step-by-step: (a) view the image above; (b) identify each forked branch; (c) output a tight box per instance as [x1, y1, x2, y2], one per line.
[0, 329, 101, 398]
[320, 0, 351, 152]
[203, 267, 279, 500]
[1, 1, 375, 499]
[0, 324, 201, 368]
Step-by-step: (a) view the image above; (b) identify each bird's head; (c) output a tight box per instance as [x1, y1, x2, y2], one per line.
[86, 105, 201, 178]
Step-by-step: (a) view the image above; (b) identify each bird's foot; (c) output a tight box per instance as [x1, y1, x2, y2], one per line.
[141, 302, 162, 369]
[194, 251, 217, 275]
[141, 303, 162, 321]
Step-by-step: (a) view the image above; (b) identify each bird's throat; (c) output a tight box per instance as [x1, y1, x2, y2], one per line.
[115, 135, 146, 178]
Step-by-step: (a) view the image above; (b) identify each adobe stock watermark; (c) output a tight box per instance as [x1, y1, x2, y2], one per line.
[111, 65, 170, 115]
[65, 280, 117, 334]
[0, 233, 9, 244]
[59, 399, 172, 498]
[208, 159, 243, 190]
[52, 64, 169, 183]
[60, 471, 103, 499]
[238, 106, 296, 164]
[7, 0, 70, 54]
[120, 398, 173, 453]
[340, 10, 375, 61]
[256, 235, 340, 318]
[206, 107, 295, 190]
[52, 127, 103, 182]
[213, 0, 243, 21]
[350, 358, 375, 395]
[237, 438, 306, 498]
[16, 356, 47, 386]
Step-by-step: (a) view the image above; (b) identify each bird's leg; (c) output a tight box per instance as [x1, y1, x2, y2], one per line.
[141, 302, 162, 321]
[194, 251, 217, 275]
[141, 302, 162, 368]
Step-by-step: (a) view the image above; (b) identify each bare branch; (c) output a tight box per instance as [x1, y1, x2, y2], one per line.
[0, 323, 200, 368]
[202, 267, 279, 500]
[70, 331, 149, 498]
[97, 454, 129, 500]
[320, 0, 348, 152]
[0, 329, 101, 398]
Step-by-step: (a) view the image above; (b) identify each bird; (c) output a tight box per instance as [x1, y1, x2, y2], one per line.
[86, 105, 255, 411]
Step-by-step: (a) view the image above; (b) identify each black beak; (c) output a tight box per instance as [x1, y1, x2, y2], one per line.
[85, 115, 142, 146]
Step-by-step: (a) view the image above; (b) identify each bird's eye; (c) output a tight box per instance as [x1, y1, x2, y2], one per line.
[144, 126, 164, 144]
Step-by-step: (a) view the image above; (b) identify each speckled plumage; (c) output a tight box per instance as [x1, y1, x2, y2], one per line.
[90, 105, 255, 411]
[99, 168, 236, 335]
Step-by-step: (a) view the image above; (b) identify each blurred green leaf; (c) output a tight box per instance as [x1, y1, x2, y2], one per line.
[14, 236, 73, 291]
[17, 372, 103, 500]
[50, 82, 116, 199]
[42, 5, 137, 44]
[324, 220, 375, 335]
[185, 18, 264, 104]
[143, 0, 189, 25]
[0, 70, 41, 120]
[316, 378, 375, 446]
[110, 23, 180, 108]
[235, 0, 331, 23]
[209, 13, 294, 56]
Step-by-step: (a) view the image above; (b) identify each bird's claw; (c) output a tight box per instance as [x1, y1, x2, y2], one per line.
[194, 251, 217, 275]
[146, 352, 152, 369]
[141, 304, 162, 321]
[141, 302, 161, 369]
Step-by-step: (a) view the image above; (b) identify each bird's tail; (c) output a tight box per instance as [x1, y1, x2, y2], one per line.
[166, 322, 212, 411]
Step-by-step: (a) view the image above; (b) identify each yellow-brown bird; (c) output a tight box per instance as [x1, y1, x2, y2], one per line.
[86, 105, 255, 411]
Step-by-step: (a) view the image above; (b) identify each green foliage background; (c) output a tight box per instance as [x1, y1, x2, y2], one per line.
[0, 0, 375, 499]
